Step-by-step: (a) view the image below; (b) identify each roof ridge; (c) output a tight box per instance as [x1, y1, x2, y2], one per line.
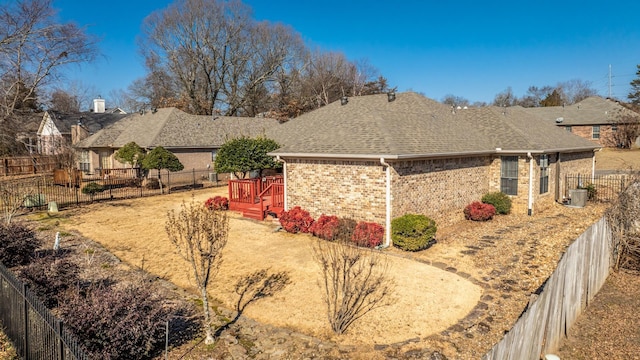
[147, 107, 177, 147]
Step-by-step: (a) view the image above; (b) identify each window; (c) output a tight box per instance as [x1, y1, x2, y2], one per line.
[99, 150, 111, 170]
[592, 125, 600, 139]
[612, 124, 618, 131]
[211, 150, 217, 161]
[565, 126, 572, 132]
[500, 156, 518, 195]
[539, 154, 549, 194]
[79, 151, 91, 173]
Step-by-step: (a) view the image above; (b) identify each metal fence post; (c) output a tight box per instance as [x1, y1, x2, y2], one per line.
[22, 283, 29, 358]
[192, 168, 196, 189]
[57, 320, 64, 360]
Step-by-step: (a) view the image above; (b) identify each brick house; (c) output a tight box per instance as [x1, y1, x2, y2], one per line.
[267, 92, 599, 247]
[524, 96, 640, 147]
[74, 107, 279, 174]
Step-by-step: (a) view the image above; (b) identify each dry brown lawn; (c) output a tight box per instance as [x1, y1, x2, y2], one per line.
[596, 147, 640, 170]
[57, 189, 481, 346]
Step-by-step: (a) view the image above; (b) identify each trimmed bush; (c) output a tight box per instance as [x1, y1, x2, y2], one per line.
[17, 253, 79, 308]
[81, 182, 104, 196]
[351, 222, 384, 248]
[481, 191, 512, 215]
[309, 214, 340, 240]
[0, 223, 41, 267]
[59, 281, 190, 360]
[391, 214, 437, 252]
[464, 201, 496, 221]
[279, 206, 314, 234]
[205, 196, 229, 210]
[334, 218, 357, 242]
[579, 183, 597, 201]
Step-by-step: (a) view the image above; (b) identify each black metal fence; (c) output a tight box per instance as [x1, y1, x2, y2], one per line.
[564, 173, 632, 202]
[0, 168, 220, 215]
[0, 262, 88, 360]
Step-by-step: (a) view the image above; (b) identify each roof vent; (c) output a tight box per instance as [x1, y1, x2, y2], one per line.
[387, 91, 396, 102]
[340, 96, 348, 105]
[555, 117, 564, 123]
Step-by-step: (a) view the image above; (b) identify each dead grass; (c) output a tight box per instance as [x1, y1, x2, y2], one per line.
[595, 147, 640, 171]
[38, 188, 611, 358]
[51, 189, 481, 348]
[0, 329, 17, 360]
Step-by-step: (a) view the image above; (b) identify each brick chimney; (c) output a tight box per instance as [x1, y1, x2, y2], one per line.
[71, 120, 90, 144]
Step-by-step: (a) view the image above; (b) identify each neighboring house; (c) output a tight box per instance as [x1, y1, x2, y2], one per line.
[74, 107, 280, 173]
[37, 98, 127, 156]
[524, 96, 640, 147]
[266, 92, 599, 246]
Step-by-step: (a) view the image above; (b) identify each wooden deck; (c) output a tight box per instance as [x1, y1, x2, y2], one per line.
[228, 176, 283, 220]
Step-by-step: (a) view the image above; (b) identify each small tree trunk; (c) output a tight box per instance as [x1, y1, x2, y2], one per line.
[157, 169, 163, 194]
[201, 286, 214, 344]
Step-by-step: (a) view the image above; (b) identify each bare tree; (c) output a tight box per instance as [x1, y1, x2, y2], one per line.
[492, 86, 516, 107]
[0, 178, 41, 224]
[0, 0, 98, 154]
[606, 177, 640, 271]
[441, 94, 470, 107]
[557, 79, 598, 104]
[47, 88, 81, 112]
[139, 0, 305, 116]
[312, 239, 394, 334]
[165, 198, 229, 344]
[608, 112, 640, 149]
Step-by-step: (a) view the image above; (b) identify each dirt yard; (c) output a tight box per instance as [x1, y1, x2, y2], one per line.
[596, 147, 640, 171]
[44, 188, 610, 358]
[54, 189, 481, 347]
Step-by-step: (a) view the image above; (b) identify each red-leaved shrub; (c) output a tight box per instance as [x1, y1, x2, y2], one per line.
[464, 201, 496, 221]
[309, 214, 340, 240]
[205, 196, 229, 210]
[279, 206, 314, 234]
[351, 222, 384, 248]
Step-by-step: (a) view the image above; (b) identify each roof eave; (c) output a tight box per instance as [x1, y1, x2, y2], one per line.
[270, 147, 598, 160]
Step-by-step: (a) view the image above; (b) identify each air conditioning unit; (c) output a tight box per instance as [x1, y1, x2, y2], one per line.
[209, 172, 218, 183]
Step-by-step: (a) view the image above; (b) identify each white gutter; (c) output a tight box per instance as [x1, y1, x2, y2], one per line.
[379, 157, 392, 248]
[276, 155, 288, 210]
[527, 152, 534, 216]
[591, 149, 599, 182]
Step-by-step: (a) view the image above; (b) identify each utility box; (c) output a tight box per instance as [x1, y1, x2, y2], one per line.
[208, 172, 218, 183]
[569, 189, 588, 207]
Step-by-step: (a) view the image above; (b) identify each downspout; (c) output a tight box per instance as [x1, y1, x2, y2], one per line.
[527, 152, 534, 216]
[591, 149, 598, 183]
[379, 157, 392, 248]
[276, 156, 287, 210]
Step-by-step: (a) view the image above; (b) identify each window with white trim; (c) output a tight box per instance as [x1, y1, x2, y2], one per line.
[500, 156, 518, 195]
[79, 151, 91, 173]
[592, 125, 600, 139]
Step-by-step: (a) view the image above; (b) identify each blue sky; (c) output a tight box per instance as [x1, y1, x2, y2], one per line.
[52, 0, 640, 105]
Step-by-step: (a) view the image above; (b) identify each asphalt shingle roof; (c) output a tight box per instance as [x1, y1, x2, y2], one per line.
[522, 96, 640, 126]
[75, 107, 280, 149]
[43, 111, 128, 134]
[267, 92, 599, 158]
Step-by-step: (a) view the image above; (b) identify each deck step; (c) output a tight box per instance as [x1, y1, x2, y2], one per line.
[242, 206, 264, 221]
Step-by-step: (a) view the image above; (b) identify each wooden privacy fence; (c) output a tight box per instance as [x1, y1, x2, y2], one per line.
[564, 173, 629, 202]
[482, 218, 612, 359]
[0, 155, 57, 176]
[0, 262, 88, 360]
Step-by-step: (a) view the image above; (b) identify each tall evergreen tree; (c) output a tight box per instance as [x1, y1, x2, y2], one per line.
[628, 65, 640, 105]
